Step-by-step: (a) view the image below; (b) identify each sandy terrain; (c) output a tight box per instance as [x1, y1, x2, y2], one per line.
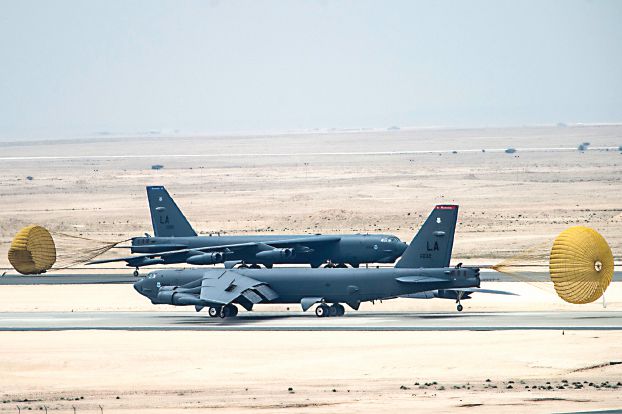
[1, 126, 621, 412]
[1, 330, 621, 413]
[1, 125, 621, 269]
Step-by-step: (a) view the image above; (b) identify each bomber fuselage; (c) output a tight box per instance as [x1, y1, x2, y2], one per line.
[134, 266, 480, 306]
[131, 233, 406, 267]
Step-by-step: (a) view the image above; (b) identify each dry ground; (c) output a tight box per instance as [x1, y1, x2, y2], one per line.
[1, 126, 621, 412]
[1, 125, 621, 268]
[1, 330, 621, 413]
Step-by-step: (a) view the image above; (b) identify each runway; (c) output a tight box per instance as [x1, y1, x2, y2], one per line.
[1, 310, 621, 331]
[0, 273, 137, 285]
[1, 271, 621, 285]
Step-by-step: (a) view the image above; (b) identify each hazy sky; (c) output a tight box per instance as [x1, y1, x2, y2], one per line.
[1, 0, 621, 140]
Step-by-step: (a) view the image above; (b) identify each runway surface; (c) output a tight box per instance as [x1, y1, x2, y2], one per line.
[1, 271, 621, 285]
[1, 310, 621, 331]
[0, 273, 137, 285]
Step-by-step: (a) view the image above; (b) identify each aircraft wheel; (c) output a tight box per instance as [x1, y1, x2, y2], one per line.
[208, 307, 220, 318]
[329, 305, 338, 317]
[315, 304, 329, 317]
[229, 304, 239, 317]
[133, 269, 139, 277]
[336, 263, 348, 268]
[249, 264, 261, 269]
[323, 263, 335, 268]
[238, 264, 249, 269]
[334, 304, 345, 316]
[220, 306, 232, 318]
[457, 304, 464, 312]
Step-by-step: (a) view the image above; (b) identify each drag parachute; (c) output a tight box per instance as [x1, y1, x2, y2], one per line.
[8, 225, 57, 275]
[549, 226, 614, 304]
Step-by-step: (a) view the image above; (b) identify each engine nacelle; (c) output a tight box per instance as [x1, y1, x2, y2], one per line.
[156, 289, 203, 306]
[400, 291, 436, 299]
[255, 248, 295, 263]
[186, 252, 225, 265]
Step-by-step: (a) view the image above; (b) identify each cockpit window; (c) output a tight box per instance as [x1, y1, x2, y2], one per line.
[381, 237, 400, 243]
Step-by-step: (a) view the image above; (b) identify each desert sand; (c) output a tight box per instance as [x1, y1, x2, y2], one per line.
[0, 126, 621, 412]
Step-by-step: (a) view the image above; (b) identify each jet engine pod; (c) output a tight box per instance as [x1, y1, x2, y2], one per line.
[549, 226, 614, 304]
[255, 248, 295, 263]
[8, 225, 57, 275]
[186, 252, 224, 265]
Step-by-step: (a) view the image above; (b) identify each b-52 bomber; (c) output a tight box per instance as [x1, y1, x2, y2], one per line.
[134, 204, 492, 317]
[89, 186, 407, 275]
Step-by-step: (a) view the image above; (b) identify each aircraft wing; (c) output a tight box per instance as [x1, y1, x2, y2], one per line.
[454, 288, 518, 296]
[87, 254, 162, 265]
[87, 235, 341, 266]
[199, 270, 278, 307]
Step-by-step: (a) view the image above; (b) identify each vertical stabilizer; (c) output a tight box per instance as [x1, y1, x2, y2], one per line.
[147, 186, 197, 237]
[395, 205, 458, 268]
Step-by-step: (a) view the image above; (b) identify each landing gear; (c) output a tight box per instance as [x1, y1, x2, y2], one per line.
[456, 291, 464, 312]
[315, 303, 345, 317]
[335, 263, 348, 268]
[133, 268, 139, 277]
[219, 304, 239, 318]
[238, 264, 249, 269]
[315, 304, 329, 317]
[249, 264, 261, 269]
[208, 307, 220, 317]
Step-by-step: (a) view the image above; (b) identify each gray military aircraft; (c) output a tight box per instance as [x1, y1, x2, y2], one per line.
[133, 204, 488, 317]
[89, 186, 407, 275]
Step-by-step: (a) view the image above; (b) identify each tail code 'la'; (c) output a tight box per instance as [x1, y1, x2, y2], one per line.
[147, 186, 197, 237]
[395, 205, 458, 269]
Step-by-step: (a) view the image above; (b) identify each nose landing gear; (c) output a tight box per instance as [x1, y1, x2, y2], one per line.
[133, 268, 140, 277]
[456, 290, 464, 312]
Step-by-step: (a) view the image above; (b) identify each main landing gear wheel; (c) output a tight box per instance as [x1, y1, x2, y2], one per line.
[457, 304, 463, 312]
[249, 264, 261, 269]
[238, 264, 249, 269]
[333, 303, 345, 316]
[133, 268, 139, 277]
[208, 307, 220, 318]
[219, 304, 239, 318]
[315, 303, 345, 317]
[335, 263, 348, 268]
[315, 304, 330, 317]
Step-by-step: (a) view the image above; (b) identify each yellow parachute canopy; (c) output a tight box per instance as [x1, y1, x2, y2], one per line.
[549, 226, 614, 304]
[8, 225, 57, 275]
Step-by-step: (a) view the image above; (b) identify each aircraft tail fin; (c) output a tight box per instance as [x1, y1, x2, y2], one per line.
[147, 186, 197, 237]
[395, 205, 458, 269]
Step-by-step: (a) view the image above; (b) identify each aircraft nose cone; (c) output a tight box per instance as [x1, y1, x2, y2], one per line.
[133, 279, 144, 294]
